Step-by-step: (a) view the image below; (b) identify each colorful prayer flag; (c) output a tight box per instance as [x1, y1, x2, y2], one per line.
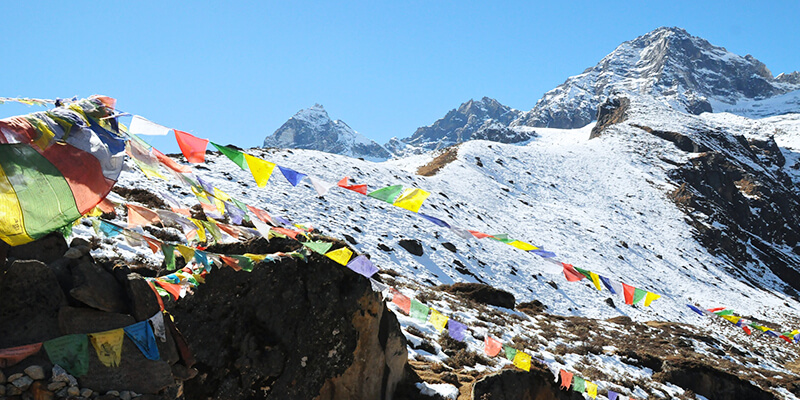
[622, 283, 636, 305]
[429, 309, 449, 332]
[503, 345, 516, 361]
[44, 334, 89, 377]
[174, 129, 209, 163]
[484, 336, 502, 357]
[508, 240, 538, 251]
[337, 177, 368, 195]
[644, 291, 661, 307]
[632, 288, 646, 305]
[129, 115, 171, 136]
[368, 185, 404, 203]
[124, 321, 160, 361]
[589, 271, 603, 291]
[347, 255, 379, 278]
[530, 249, 556, 258]
[391, 288, 411, 314]
[325, 247, 353, 266]
[562, 263, 585, 282]
[161, 243, 176, 271]
[608, 391, 619, 400]
[559, 370, 573, 390]
[513, 351, 531, 371]
[447, 320, 467, 341]
[419, 213, 450, 228]
[149, 312, 167, 342]
[303, 241, 334, 255]
[410, 299, 429, 322]
[89, 329, 124, 367]
[600, 275, 617, 294]
[278, 166, 307, 186]
[176, 245, 195, 263]
[244, 154, 276, 187]
[468, 230, 492, 239]
[572, 376, 586, 393]
[586, 381, 598, 399]
[393, 188, 430, 213]
[0, 343, 42, 368]
[211, 142, 248, 170]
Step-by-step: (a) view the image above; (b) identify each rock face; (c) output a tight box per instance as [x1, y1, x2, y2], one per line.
[471, 368, 584, 400]
[437, 283, 515, 309]
[170, 241, 407, 400]
[264, 104, 392, 161]
[512, 27, 800, 129]
[391, 97, 526, 156]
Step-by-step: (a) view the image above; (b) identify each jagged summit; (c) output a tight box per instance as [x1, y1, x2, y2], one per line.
[264, 104, 391, 161]
[387, 96, 528, 156]
[512, 26, 800, 128]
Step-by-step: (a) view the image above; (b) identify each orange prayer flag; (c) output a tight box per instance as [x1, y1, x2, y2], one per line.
[484, 336, 503, 357]
[174, 130, 209, 163]
[561, 263, 585, 282]
[144, 237, 161, 254]
[559, 370, 573, 390]
[127, 204, 161, 228]
[219, 255, 242, 271]
[0, 343, 43, 368]
[622, 283, 636, 305]
[247, 205, 274, 225]
[148, 282, 165, 311]
[217, 223, 240, 239]
[271, 227, 300, 239]
[97, 198, 117, 213]
[154, 280, 181, 300]
[337, 177, 368, 195]
[469, 230, 492, 239]
[152, 148, 192, 173]
[390, 288, 411, 314]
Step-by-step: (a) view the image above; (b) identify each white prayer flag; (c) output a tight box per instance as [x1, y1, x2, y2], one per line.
[130, 115, 171, 136]
[309, 176, 336, 196]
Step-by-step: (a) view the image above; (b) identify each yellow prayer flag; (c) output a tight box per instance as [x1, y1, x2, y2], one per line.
[244, 154, 276, 188]
[243, 253, 268, 262]
[177, 245, 195, 262]
[192, 273, 205, 284]
[191, 219, 207, 243]
[88, 329, 125, 367]
[586, 381, 598, 399]
[84, 207, 103, 218]
[589, 272, 603, 291]
[721, 315, 741, 324]
[392, 188, 430, 213]
[512, 351, 531, 371]
[325, 247, 353, 266]
[429, 309, 449, 332]
[212, 188, 229, 214]
[643, 291, 661, 306]
[508, 240, 538, 251]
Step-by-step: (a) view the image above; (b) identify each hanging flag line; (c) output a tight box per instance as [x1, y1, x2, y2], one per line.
[117, 122, 800, 340]
[0, 310, 167, 376]
[687, 305, 800, 343]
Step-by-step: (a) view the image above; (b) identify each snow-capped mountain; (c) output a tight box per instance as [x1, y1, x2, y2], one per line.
[512, 26, 800, 128]
[386, 97, 527, 156]
[264, 104, 392, 160]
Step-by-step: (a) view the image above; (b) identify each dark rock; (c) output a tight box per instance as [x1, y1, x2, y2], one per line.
[77, 337, 175, 395]
[633, 124, 709, 152]
[47, 258, 74, 300]
[377, 243, 394, 252]
[70, 238, 91, 249]
[122, 273, 162, 321]
[6, 233, 67, 265]
[437, 283, 515, 309]
[57, 306, 135, 334]
[656, 359, 777, 400]
[69, 260, 127, 313]
[343, 234, 358, 245]
[441, 242, 457, 253]
[472, 367, 585, 399]
[170, 250, 407, 400]
[0, 260, 65, 347]
[398, 239, 424, 256]
[590, 97, 629, 139]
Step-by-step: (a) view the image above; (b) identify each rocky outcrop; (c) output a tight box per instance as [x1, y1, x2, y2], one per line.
[170, 239, 407, 400]
[590, 97, 630, 139]
[656, 359, 777, 400]
[471, 368, 584, 400]
[436, 283, 515, 309]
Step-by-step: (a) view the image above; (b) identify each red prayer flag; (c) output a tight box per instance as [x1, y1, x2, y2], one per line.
[271, 227, 300, 239]
[174, 130, 209, 163]
[148, 282, 165, 311]
[780, 335, 793, 343]
[144, 237, 161, 254]
[217, 223, 240, 239]
[468, 230, 492, 239]
[707, 307, 726, 312]
[97, 198, 117, 213]
[247, 205, 274, 225]
[559, 370, 574, 390]
[484, 336, 502, 357]
[562, 263, 585, 282]
[153, 148, 192, 173]
[742, 326, 752, 335]
[337, 177, 368, 195]
[0, 343, 42, 368]
[154, 280, 182, 300]
[622, 283, 636, 305]
[127, 204, 161, 228]
[390, 288, 411, 314]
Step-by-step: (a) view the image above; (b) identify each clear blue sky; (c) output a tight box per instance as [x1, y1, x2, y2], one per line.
[1, 1, 797, 153]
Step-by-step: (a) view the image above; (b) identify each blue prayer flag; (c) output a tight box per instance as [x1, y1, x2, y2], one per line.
[599, 275, 616, 294]
[530, 249, 556, 258]
[447, 320, 467, 341]
[347, 255, 379, 278]
[124, 321, 160, 361]
[278, 166, 307, 186]
[419, 213, 450, 228]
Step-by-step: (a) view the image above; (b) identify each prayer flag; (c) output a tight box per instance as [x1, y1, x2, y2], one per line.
[608, 391, 619, 400]
[450, 226, 474, 240]
[410, 299, 429, 322]
[231, 255, 254, 272]
[429, 309, 448, 332]
[176, 245, 195, 263]
[44, 334, 89, 377]
[572, 376, 586, 393]
[211, 142, 248, 170]
[622, 283, 636, 305]
[129, 115, 171, 136]
[484, 336, 502, 357]
[194, 250, 210, 271]
[98, 220, 123, 237]
[347, 255, 379, 278]
[124, 321, 160, 361]
[161, 244, 176, 271]
[687, 304, 705, 316]
[447, 320, 467, 341]
[149, 312, 167, 342]
[586, 381, 598, 399]
[393, 188, 430, 213]
[559, 370, 573, 390]
[490, 234, 514, 244]
[325, 247, 353, 266]
[508, 240, 538, 251]
[574, 266, 593, 280]
[589, 272, 603, 291]
[419, 213, 450, 228]
[337, 177, 368, 195]
[309, 176, 336, 196]
[643, 291, 661, 307]
[247, 205, 275, 225]
[0, 98, 125, 246]
[513, 351, 531, 371]
[155, 279, 182, 299]
[174, 130, 208, 163]
[600, 275, 617, 294]
[89, 329, 124, 367]
[304, 241, 333, 255]
[244, 154, 275, 187]
[271, 227, 300, 239]
[469, 230, 492, 239]
[530, 249, 557, 258]
[0, 343, 42, 368]
[390, 288, 411, 314]
[368, 185, 404, 203]
[562, 263, 585, 282]
[153, 148, 191, 173]
[632, 288, 646, 305]
[503, 345, 516, 361]
[278, 166, 307, 186]
[220, 255, 242, 271]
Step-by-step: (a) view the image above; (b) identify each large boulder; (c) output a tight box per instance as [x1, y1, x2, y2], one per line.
[171, 249, 407, 400]
[472, 367, 584, 400]
[0, 260, 66, 347]
[69, 260, 127, 313]
[437, 283, 516, 309]
[4, 233, 68, 265]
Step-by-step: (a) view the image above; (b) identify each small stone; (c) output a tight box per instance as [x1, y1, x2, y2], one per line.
[0, 370, 5, 384]
[55, 387, 69, 398]
[52, 365, 78, 386]
[47, 381, 66, 391]
[8, 373, 24, 382]
[120, 390, 132, 400]
[8, 384, 23, 396]
[0, 384, 5, 396]
[64, 247, 84, 259]
[106, 390, 120, 396]
[67, 386, 81, 397]
[80, 388, 93, 398]
[129, 392, 139, 398]
[24, 365, 46, 380]
[30, 381, 54, 400]
[12, 376, 34, 390]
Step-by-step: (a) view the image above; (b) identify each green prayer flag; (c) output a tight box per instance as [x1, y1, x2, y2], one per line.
[211, 142, 249, 170]
[161, 243, 176, 271]
[572, 376, 586, 393]
[714, 309, 734, 316]
[490, 234, 514, 244]
[232, 255, 254, 272]
[574, 266, 593, 280]
[503, 345, 517, 361]
[200, 220, 223, 242]
[632, 288, 647, 305]
[44, 334, 89, 377]
[231, 198, 251, 222]
[303, 241, 334, 255]
[410, 299, 429, 323]
[368, 185, 404, 203]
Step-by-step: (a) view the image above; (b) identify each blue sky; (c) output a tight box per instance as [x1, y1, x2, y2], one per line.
[1, 1, 797, 152]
